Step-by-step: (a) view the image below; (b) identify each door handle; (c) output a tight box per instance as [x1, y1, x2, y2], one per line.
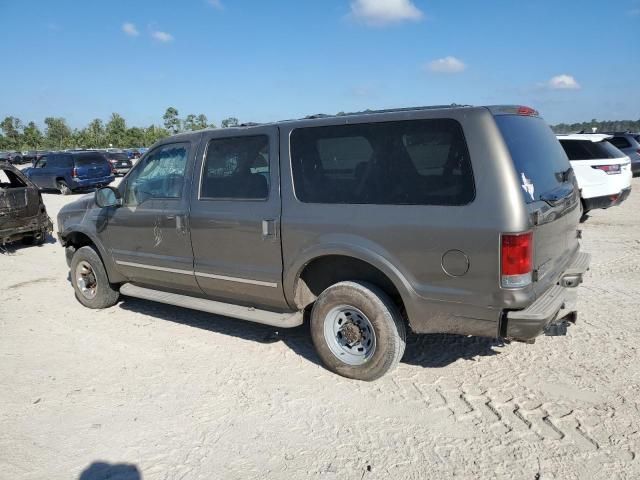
[176, 214, 187, 235]
[262, 219, 276, 237]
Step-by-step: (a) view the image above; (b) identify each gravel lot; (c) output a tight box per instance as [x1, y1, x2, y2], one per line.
[1, 178, 639, 480]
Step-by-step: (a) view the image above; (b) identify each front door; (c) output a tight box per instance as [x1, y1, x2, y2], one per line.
[189, 126, 287, 310]
[104, 140, 200, 293]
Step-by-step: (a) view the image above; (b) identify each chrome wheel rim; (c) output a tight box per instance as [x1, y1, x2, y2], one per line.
[75, 260, 97, 300]
[323, 305, 376, 365]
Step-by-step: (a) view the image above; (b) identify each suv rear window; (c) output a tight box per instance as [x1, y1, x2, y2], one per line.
[74, 154, 107, 166]
[290, 119, 474, 205]
[558, 140, 626, 161]
[607, 137, 631, 149]
[106, 153, 129, 161]
[494, 115, 571, 204]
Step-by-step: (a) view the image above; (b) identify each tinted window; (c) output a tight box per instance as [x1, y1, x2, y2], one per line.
[559, 140, 626, 160]
[607, 137, 631, 149]
[106, 153, 129, 161]
[200, 135, 269, 199]
[124, 143, 189, 205]
[75, 153, 107, 166]
[495, 115, 570, 204]
[290, 119, 474, 205]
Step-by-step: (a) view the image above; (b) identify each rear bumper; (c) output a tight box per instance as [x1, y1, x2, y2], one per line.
[583, 187, 631, 211]
[71, 175, 115, 190]
[503, 251, 591, 341]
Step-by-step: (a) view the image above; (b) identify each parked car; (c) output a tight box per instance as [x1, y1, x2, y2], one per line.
[0, 161, 53, 245]
[24, 151, 114, 195]
[557, 134, 632, 215]
[604, 132, 640, 177]
[57, 105, 590, 380]
[0, 151, 24, 165]
[102, 151, 133, 176]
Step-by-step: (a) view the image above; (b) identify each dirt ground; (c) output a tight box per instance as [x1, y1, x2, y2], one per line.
[1, 178, 639, 480]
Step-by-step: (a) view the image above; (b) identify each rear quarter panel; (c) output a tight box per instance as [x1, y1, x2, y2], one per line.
[279, 108, 530, 335]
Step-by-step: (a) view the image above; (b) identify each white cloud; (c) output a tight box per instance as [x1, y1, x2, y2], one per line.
[350, 0, 423, 26]
[122, 22, 139, 37]
[426, 56, 466, 74]
[547, 74, 581, 90]
[151, 30, 174, 43]
[207, 0, 224, 9]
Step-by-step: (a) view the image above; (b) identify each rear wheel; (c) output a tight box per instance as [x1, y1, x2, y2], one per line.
[70, 246, 119, 309]
[57, 180, 72, 195]
[310, 281, 406, 381]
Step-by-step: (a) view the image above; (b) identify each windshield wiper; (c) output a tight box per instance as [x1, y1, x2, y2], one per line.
[540, 183, 575, 206]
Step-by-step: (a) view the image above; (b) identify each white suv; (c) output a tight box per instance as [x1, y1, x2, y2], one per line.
[557, 134, 632, 214]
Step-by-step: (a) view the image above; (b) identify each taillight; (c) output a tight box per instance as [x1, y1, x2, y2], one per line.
[72, 167, 78, 178]
[517, 106, 538, 116]
[501, 232, 533, 288]
[591, 164, 621, 175]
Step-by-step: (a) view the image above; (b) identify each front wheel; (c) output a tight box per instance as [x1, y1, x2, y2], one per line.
[70, 246, 120, 309]
[310, 281, 406, 381]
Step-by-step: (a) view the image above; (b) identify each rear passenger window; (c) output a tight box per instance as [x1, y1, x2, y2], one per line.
[200, 135, 270, 200]
[290, 119, 474, 205]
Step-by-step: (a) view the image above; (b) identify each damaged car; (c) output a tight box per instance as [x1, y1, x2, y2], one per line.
[0, 161, 53, 246]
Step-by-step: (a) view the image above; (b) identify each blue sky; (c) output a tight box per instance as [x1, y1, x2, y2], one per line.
[1, 0, 639, 128]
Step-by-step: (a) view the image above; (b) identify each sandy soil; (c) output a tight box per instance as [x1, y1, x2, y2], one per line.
[1, 178, 639, 480]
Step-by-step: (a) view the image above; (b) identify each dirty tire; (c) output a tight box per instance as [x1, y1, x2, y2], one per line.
[70, 246, 119, 309]
[58, 180, 72, 195]
[310, 281, 406, 381]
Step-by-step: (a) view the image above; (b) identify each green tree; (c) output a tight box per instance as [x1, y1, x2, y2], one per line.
[0, 116, 23, 150]
[143, 125, 169, 147]
[44, 117, 72, 149]
[21, 121, 43, 150]
[85, 119, 106, 147]
[125, 127, 145, 147]
[183, 113, 210, 131]
[106, 113, 127, 147]
[198, 114, 213, 129]
[163, 107, 181, 134]
[221, 117, 239, 128]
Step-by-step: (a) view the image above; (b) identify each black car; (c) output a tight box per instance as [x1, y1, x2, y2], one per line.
[102, 151, 132, 176]
[0, 161, 53, 245]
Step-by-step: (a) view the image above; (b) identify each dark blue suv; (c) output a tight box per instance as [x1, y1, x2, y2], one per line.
[25, 151, 114, 195]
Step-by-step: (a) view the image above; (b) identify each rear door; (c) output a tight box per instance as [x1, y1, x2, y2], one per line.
[494, 114, 580, 294]
[189, 126, 287, 309]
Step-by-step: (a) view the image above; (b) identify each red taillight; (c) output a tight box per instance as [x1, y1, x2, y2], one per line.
[591, 164, 621, 175]
[517, 106, 538, 116]
[72, 167, 78, 178]
[501, 232, 533, 288]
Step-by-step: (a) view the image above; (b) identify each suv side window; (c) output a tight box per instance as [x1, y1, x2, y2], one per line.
[124, 143, 190, 205]
[290, 119, 474, 205]
[200, 135, 269, 200]
[35, 156, 47, 168]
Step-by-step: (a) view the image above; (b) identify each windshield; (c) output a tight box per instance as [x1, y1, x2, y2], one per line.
[494, 115, 571, 203]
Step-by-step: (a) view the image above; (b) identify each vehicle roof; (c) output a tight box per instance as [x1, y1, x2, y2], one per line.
[166, 104, 542, 143]
[556, 133, 613, 142]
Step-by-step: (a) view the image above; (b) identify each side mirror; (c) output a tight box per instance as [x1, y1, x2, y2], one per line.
[95, 186, 122, 208]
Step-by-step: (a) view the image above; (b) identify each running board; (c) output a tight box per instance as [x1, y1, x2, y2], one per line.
[119, 283, 303, 328]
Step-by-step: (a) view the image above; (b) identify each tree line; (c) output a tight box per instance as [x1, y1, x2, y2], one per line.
[550, 119, 640, 134]
[0, 107, 240, 151]
[2, 107, 638, 152]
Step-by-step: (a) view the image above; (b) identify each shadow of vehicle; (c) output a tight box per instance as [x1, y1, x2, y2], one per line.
[79, 461, 140, 480]
[0, 233, 56, 254]
[117, 296, 502, 370]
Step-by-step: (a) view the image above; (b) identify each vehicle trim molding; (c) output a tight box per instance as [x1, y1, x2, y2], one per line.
[115, 260, 278, 288]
